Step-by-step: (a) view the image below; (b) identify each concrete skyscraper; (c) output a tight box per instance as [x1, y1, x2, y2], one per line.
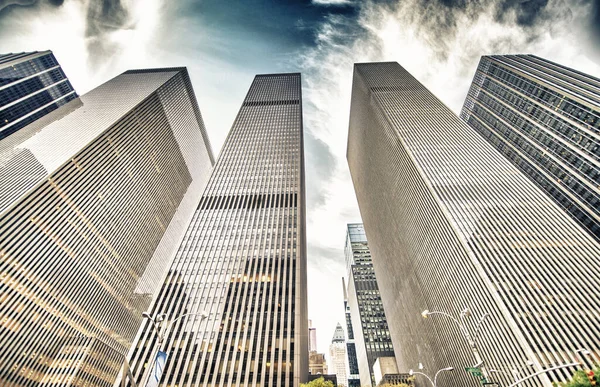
[344, 224, 394, 387]
[461, 54, 600, 242]
[347, 62, 600, 386]
[329, 323, 348, 387]
[0, 67, 214, 386]
[0, 51, 77, 140]
[342, 278, 360, 387]
[127, 73, 308, 387]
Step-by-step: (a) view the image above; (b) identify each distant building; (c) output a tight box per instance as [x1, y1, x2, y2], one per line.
[344, 224, 395, 387]
[309, 320, 329, 376]
[329, 323, 349, 387]
[372, 357, 412, 386]
[0, 51, 77, 139]
[310, 319, 318, 352]
[309, 352, 329, 376]
[461, 54, 600, 242]
[342, 278, 361, 387]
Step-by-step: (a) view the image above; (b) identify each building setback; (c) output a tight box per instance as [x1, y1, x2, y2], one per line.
[127, 73, 308, 387]
[460, 54, 600, 242]
[0, 51, 77, 140]
[0, 67, 214, 386]
[342, 278, 360, 387]
[347, 62, 600, 386]
[344, 223, 394, 387]
[329, 323, 348, 387]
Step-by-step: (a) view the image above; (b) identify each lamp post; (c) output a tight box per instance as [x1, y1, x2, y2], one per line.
[421, 308, 490, 382]
[409, 364, 454, 387]
[576, 348, 595, 369]
[489, 359, 535, 383]
[139, 311, 208, 387]
[506, 362, 580, 387]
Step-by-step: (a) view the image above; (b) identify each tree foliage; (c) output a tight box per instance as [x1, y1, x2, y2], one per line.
[300, 377, 335, 387]
[553, 366, 600, 387]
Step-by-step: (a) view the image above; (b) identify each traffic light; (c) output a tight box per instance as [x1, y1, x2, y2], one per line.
[586, 370, 596, 386]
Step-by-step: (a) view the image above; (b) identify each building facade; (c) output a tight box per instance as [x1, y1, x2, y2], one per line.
[0, 67, 214, 386]
[329, 324, 349, 387]
[309, 320, 328, 376]
[344, 224, 395, 387]
[342, 278, 360, 387]
[347, 62, 600, 386]
[126, 73, 308, 387]
[309, 352, 328, 376]
[460, 54, 600, 242]
[0, 51, 77, 140]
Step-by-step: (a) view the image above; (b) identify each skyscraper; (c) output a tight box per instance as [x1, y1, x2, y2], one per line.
[342, 278, 360, 387]
[0, 51, 77, 140]
[329, 323, 348, 387]
[344, 224, 394, 387]
[126, 73, 308, 387]
[460, 54, 600, 242]
[309, 320, 317, 352]
[347, 62, 600, 386]
[0, 67, 214, 386]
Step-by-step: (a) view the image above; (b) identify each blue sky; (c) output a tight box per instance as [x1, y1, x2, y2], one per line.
[1, 0, 599, 357]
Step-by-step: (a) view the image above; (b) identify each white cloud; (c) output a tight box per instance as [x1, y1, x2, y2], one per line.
[301, 0, 600, 354]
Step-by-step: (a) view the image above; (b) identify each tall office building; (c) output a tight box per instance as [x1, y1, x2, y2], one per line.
[309, 320, 317, 352]
[460, 54, 600, 242]
[344, 224, 394, 387]
[0, 67, 214, 386]
[0, 51, 77, 140]
[347, 62, 600, 386]
[126, 73, 308, 387]
[342, 278, 360, 387]
[329, 324, 349, 387]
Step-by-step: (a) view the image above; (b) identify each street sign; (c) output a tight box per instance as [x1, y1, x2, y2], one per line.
[465, 367, 484, 377]
[145, 351, 168, 387]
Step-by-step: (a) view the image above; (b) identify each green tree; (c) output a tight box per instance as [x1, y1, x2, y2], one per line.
[300, 377, 335, 387]
[553, 366, 600, 387]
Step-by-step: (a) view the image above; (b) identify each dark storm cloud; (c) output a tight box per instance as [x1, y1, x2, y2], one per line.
[177, 0, 359, 56]
[0, 0, 60, 13]
[85, 0, 133, 69]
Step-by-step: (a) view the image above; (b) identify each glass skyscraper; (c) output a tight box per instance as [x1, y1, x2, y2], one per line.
[126, 73, 308, 387]
[0, 67, 214, 386]
[460, 54, 600, 243]
[344, 223, 394, 387]
[347, 62, 600, 386]
[0, 51, 77, 140]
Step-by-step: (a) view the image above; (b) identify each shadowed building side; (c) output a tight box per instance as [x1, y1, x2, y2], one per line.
[347, 61, 600, 386]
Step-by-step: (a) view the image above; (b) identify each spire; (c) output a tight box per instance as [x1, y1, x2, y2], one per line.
[332, 323, 345, 343]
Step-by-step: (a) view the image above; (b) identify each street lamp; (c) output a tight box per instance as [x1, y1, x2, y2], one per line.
[421, 308, 490, 381]
[576, 348, 594, 369]
[489, 360, 535, 383]
[506, 362, 581, 387]
[409, 365, 454, 386]
[140, 311, 209, 387]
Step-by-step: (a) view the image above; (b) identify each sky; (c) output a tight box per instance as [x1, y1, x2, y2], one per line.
[1, 0, 599, 358]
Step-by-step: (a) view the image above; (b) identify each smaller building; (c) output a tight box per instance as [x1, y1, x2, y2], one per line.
[329, 323, 349, 387]
[373, 357, 413, 386]
[309, 352, 329, 375]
